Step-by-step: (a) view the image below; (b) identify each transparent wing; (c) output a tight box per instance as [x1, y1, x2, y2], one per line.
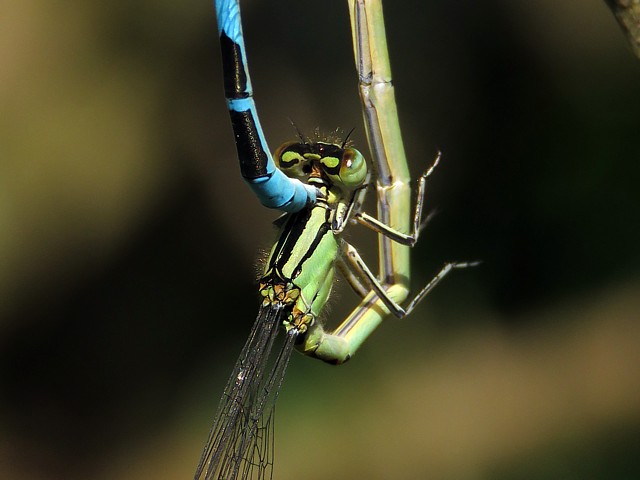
[194, 305, 298, 480]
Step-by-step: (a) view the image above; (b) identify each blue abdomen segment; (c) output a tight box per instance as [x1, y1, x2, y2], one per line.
[215, 0, 315, 212]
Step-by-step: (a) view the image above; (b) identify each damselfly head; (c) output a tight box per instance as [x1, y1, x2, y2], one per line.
[274, 140, 367, 190]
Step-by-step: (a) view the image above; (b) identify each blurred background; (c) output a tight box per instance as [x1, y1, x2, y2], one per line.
[1, 0, 640, 479]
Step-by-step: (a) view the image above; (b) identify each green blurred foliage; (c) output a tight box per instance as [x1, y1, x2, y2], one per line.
[1, 0, 639, 479]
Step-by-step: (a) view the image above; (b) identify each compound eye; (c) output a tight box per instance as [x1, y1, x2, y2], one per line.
[274, 142, 312, 179]
[338, 148, 367, 187]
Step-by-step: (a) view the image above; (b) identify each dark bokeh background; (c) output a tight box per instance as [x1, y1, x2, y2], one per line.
[1, 0, 640, 479]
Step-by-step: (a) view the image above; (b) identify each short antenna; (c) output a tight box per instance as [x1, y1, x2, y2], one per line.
[288, 117, 310, 144]
[341, 127, 356, 148]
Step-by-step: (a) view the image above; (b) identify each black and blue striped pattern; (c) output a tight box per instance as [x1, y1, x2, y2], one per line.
[215, 0, 316, 212]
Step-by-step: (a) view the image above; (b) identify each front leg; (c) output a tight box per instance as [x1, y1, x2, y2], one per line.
[355, 152, 441, 246]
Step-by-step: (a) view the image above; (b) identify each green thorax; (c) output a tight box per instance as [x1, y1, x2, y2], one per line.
[259, 139, 368, 334]
[259, 185, 340, 333]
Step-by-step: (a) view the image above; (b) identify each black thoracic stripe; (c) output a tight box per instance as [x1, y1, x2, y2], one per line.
[266, 209, 309, 276]
[229, 109, 269, 179]
[219, 32, 248, 99]
[291, 206, 332, 280]
[277, 209, 313, 273]
[267, 204, 332, 283]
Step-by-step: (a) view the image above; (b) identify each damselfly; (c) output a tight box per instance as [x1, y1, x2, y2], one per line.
[195, 1, 476, 478]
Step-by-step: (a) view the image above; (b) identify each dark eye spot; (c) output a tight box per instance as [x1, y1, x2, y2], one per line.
[302, 164, 312, 174]
[343, 150, 354, 163]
